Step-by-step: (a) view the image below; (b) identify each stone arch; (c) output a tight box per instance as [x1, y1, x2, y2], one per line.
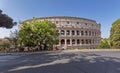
[86, 39, 88, 44]
[61, 39, 65, 45]
[66, 30, 70, 35]
[61, 30, 65, 35]
[72, 30, 75, 35]
[81, 39, 84, 44]
[81, 31, 84, 36]
[67, 39, 70, 44]
[77, 39, 80, 44]
[72, 39, 75, 44]
[89, 39, 91, 44]
[89, 31, 91, 36]
[85, 31, 88, 36]
[77, 30, 80, 35]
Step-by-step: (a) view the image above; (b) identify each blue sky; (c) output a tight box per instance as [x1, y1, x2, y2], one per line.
[0, 0, 120, 38]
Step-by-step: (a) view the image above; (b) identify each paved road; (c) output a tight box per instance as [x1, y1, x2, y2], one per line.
[0, 50, 120, 73]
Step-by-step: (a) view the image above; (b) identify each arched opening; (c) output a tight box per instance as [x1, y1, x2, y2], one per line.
[81, 39, 84, 44]
[72, 39, 75, 44]
[61, 39, 65, 45]
[67, 39, 70, 45]
[72, 30, 75, 35]
[89, 39, 91, 44]
[61, 30, 65, 35]
[86, 40, 88, 44]
[93, 39, 94, 44]
[85, 31, 88, 36]
[89, 31, 91, 36]
[67, 21, 69, 24]
[77, 30, 80, 35]
[92, 32, 94, 36]
[77, 39, 80, 44]
[66, 30, 70, 35]
[81, 31, 84, 36]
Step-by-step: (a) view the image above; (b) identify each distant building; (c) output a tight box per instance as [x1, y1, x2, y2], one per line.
[20, 16, 101, 49]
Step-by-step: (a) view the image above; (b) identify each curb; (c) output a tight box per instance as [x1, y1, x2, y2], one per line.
[0, 49, 120, 56]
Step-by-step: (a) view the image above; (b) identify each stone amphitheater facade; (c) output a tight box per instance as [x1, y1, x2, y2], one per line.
[20, 16, 101, 49]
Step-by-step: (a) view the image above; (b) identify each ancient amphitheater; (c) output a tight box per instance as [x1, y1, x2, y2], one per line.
[20, 16, 101, 49]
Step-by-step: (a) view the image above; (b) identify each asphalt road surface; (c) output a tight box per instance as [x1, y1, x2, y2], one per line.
[0, 50, 120, 73]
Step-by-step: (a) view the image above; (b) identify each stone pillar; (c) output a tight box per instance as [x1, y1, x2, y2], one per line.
[93, 39, 94, 45]
[70, 39, 72, 45]
[75, 30, 77, 36]
[83, 30, 85, 37]
[64, 39, 67, 49]
[75, 39, 77, 46]
[82, 30, 84, 37]
[70, 39, 72, 49]
[65, 30, 66, 36]
[70, 30, 72, 36]
[79, 30, 81, 36]
[59, 38, 61, 46]
[84, 39, 85, 45]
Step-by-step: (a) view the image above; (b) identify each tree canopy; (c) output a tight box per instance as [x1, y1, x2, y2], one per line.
[110, 18, 120, 48]
[97, 38, 110, 49]
[19, 18, 59, 51]
[0, 9, 16, 28]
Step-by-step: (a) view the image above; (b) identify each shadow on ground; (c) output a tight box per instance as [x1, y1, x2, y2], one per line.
[1, 51, 120, 73]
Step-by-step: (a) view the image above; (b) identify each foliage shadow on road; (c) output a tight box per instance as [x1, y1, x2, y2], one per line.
[1, 51, 120, 73]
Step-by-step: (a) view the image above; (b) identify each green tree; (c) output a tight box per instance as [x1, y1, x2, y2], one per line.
[19, 18, 59, 51]
[97, 38, 110, 49]
[18, 22, 34, 51]
[0, 9, 16, 28]
[110, 18, 120, 48]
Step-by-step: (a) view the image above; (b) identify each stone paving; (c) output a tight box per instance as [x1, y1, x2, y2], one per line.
[0, 50, 120, 73]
